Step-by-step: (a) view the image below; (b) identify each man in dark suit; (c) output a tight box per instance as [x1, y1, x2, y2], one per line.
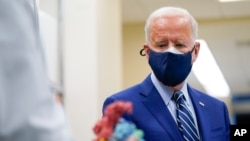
[103, 6, 230, 141]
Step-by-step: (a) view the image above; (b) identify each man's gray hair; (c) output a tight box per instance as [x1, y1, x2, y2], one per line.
[144, 7, 198, 44]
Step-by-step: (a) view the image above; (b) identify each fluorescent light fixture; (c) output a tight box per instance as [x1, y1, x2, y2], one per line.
[192, 39, 230, 97]
[219, 0, 250, 2]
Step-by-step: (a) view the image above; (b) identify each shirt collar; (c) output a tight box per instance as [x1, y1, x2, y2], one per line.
[150, 72, 189, 105]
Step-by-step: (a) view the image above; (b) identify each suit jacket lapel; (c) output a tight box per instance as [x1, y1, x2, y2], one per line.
[188, 85, 211, 141]
[140, 75, 185, 141]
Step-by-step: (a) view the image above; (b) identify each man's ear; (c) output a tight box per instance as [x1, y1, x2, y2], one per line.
[143, 43, 150, 58]
[192, 42, 200, 63]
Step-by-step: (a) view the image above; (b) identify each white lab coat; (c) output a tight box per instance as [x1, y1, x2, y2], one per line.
[0, 0, 73, 140]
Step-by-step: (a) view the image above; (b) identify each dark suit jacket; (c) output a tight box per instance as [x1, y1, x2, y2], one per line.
[103, 74, 230, 141]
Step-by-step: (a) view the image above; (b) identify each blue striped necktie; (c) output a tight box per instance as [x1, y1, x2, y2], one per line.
[173, 91, 200, 141]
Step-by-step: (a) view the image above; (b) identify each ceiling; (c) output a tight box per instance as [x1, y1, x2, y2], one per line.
[121, 0, 250, 98]
[122, 0, 250, 23]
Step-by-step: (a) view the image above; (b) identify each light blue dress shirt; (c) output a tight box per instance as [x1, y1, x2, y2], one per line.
[150, 72, 200, 134]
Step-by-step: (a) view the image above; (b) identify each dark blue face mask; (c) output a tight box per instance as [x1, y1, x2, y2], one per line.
[148, 47, 195, 86]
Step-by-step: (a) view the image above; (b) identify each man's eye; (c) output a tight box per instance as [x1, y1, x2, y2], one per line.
[175, 44, 185, 48]
[158, 44, 167, 48]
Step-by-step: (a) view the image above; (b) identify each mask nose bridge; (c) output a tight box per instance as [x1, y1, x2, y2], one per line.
[163, 47, 183, 54]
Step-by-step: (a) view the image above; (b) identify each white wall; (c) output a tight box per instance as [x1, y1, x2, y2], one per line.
[63, 0, 122, 141]
[39, 0, 122, 141]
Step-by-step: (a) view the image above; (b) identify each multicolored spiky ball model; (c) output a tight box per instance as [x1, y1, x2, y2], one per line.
[93, 101, 144, 141]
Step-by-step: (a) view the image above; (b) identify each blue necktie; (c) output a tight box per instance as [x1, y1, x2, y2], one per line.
[173, 91, 200, 141]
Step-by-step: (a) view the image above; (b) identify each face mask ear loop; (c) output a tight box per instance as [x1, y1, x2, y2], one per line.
[191, 45, 196, 53]
[140, 48, 146, 56]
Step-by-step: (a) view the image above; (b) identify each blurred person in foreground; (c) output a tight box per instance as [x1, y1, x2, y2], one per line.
[0, 0, 73, 141]
[103, 6, 230, 141]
